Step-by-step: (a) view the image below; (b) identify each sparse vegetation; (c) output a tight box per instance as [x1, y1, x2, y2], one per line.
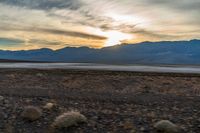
[154, 120, 179, 133]
[52, 111, 87, 129]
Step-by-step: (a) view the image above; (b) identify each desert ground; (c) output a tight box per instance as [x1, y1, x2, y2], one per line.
[0, 69, 200, 132]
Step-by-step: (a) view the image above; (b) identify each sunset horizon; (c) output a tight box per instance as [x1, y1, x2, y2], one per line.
[0, 38, 199, 51]
[0, 0, 200, 50]
[1, 1, 200, 132]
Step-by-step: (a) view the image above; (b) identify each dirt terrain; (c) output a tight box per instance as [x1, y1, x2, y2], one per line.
[0, 69, 200, 133]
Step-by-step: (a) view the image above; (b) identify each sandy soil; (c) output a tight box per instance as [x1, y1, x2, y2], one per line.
[0, 69, 200, 133]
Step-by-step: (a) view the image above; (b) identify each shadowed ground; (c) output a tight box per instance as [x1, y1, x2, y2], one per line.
[0, 69, 200, 132]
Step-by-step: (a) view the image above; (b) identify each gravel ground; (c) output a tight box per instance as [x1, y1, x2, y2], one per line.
[0, 69, 200, 133]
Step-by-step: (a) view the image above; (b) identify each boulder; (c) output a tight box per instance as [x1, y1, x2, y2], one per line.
[21, 106, 42, 121]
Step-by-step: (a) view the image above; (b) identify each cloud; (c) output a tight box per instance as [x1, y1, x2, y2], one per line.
[0, 24, 107, 40]
[0, 37, 24, 46]
[38, 0, 199, 13]
[0, 0, 200, 50]
[28, 39, 61, 46]
[144, 0, 200, 11]
[49, 0, 200, 36]
[38, 28, 107, 40]
[0, 0, 83, 10]
[131, 29, 181, 39]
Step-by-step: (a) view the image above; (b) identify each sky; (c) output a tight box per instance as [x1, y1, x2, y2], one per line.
[0, 0, 200, 50]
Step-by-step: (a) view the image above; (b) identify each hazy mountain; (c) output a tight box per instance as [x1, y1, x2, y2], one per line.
[0, 39, 200, 65]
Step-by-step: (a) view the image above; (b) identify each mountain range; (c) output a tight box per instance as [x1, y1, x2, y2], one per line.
[0, 39, 200, 65]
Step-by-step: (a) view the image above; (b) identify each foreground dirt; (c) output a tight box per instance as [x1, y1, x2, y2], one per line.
[0, 69, 200, 133]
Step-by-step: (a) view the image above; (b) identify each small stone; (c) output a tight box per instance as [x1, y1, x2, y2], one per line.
[7, 74, 15, 79]
[25, 99, 32, 103]
[102, 109, 113, 114]
[123, 121, 134, 129]
[193, 109, 198, 112]
[4, 104, 10, 108]
[36, 73, 43, 77]
[154, 120, 179, 133]
[0, 112, 7, 121]
[4, 122, 13, 133]
[0, 96, 4, 101]
[44, 103, 55, 110]
[21, 106, 42, 121]
[130, 129, 136, 133]
[140, 127, 145, 131]
[52, 111, 87, 129]
[4, 100, 9, 104]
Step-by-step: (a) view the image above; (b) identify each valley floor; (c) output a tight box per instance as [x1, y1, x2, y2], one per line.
[0, 69, 200, 132]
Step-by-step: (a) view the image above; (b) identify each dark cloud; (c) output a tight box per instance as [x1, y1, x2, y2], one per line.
[52, 8, 138, 32]
[0, 25, 107, 40]
[3, 0, 199, 12]
[0, 0, 82, 10]
[144, 0, 200, 11]
[0, 37, 24, 46]
[36, 28, 107, 40]
[28, 39, 61, 45]
[132, 29, 180, 39]
[50, 8, 115, 30]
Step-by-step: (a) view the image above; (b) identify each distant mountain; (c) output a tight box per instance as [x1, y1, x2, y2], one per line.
[1, 39, 200, 65]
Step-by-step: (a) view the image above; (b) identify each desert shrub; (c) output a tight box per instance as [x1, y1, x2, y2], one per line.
[52, 111, 87, 129]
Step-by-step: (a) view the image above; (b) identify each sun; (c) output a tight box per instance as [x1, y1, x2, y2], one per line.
[86, 28, 133, 47]
[104, 31, 133, 47]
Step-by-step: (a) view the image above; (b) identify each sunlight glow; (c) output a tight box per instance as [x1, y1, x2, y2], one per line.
[106, 12, 147, 25]
[86, 27, 133, 47]
[104, 31, 133, 47]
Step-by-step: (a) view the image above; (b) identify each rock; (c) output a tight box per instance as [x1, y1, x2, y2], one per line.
[7, 74, 15, 79]
[123, 121, 134, 129]
[0, 112, 6, 122]
[154, 120, 179, 133]
[4, 100, 9, 104]
[140, 127, 145, 131]
[36, 73, 43, 77]
[52, 111, 87, 129]
[130, 129, 136, 133]
[25, 99, 32, 103]
[0, 96, 4, 101]
[43, 103, 55, 110]
[4, 122, 13, 133]
[4, 103, 11, 108]
[21, 106, 42, 121]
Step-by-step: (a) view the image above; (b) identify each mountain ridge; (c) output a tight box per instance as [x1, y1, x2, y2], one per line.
[0, 39, 200, 65]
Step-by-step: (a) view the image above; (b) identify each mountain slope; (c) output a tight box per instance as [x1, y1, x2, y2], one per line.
[0, 39, 200, 65]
